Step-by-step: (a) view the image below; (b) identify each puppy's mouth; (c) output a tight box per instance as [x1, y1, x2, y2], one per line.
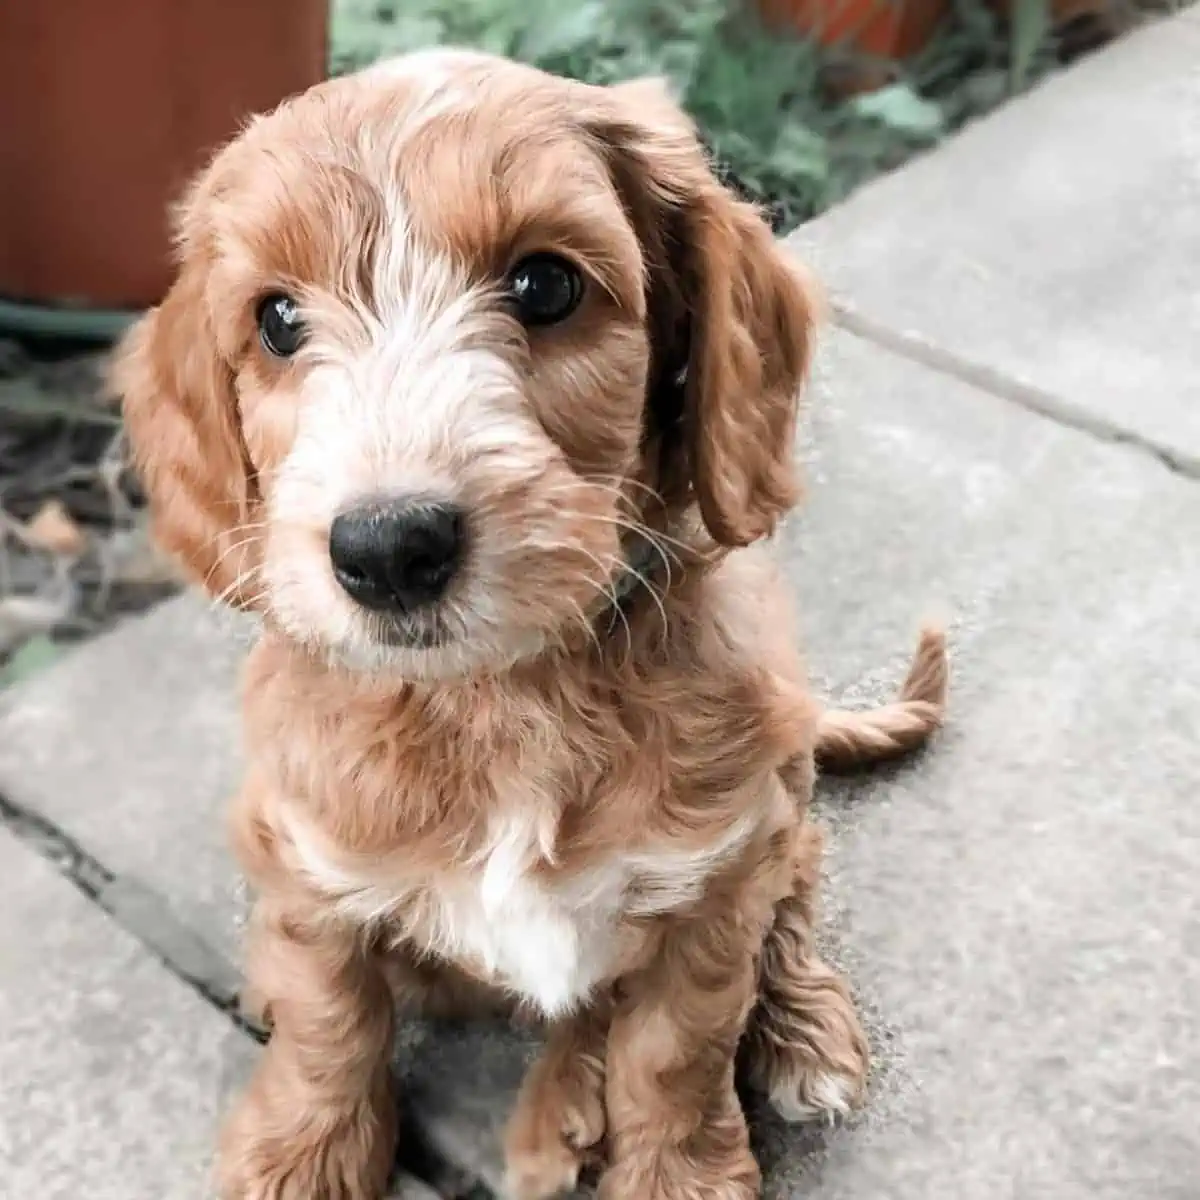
[369, 611, 451, 650]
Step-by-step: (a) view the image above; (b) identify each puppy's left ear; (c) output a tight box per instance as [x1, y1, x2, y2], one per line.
[586, 79, 819, 546]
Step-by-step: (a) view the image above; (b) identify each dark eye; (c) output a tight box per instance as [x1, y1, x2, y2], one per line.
[507, 254, 584, 327]
[257, 293, 306, 357]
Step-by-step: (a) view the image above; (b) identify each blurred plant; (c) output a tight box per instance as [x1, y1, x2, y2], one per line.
[331, 0, 1056, 228]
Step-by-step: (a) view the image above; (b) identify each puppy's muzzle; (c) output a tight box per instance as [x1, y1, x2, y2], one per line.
[329, 496, 466, 614]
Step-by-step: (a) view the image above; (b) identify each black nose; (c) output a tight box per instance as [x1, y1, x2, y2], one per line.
[329, 498, 466, 613]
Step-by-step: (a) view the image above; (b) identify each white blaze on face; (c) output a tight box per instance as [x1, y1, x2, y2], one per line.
[355, 49, 496, 165]
[259, 204, 567, 677]
[272, 218, 533, 530]
[253, 60, 638, 677]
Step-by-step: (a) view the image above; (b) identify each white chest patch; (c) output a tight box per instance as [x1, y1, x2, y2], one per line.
[427, 840, 622, 1018]
[279, 805, 758, 1018]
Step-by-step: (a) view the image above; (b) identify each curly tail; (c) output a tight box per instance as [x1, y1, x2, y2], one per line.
[816, 627, 948, 771]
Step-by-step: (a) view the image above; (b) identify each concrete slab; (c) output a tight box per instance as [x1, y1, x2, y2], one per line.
[791, 8, 1200, 468]
[771, 332, 1200, 1199]
[2, 325, 1197, 1197]
[0, 826, 253, 1199]
[0, 601, 251, 974]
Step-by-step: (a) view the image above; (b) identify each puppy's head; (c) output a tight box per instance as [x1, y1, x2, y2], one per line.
[113, 50, 816, 679]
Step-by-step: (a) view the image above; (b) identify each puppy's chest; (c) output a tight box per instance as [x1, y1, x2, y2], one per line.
[408, 824, 633, 1018]
[279, 691, 765, 1016]
[287, 785, 758, 1019]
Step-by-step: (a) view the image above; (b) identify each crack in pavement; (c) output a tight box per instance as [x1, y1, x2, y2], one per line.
[832, 303, 1200, 482]
[0, 787, 496, 1199]
[0, 787, 266, 1043]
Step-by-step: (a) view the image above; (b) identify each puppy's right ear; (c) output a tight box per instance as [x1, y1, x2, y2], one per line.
[111, 253, 261, 608]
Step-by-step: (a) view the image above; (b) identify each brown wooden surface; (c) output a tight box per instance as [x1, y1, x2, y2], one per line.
[757, 0, 950, 57]
[0, 0, 328, 309]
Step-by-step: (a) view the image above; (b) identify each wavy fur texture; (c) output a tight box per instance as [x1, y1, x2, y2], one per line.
[113, 48, 946, 1200]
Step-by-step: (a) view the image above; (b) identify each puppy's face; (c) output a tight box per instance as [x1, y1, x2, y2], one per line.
[115, 51, 815, 680]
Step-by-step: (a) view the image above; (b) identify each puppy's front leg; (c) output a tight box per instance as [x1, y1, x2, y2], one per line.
[504, 1002, 610, 1200]
[600, 909, 766, 1200]
[220, 894, 397, 1200]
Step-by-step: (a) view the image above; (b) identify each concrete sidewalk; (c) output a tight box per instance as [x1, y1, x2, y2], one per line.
[2, 12, 1198, 1198]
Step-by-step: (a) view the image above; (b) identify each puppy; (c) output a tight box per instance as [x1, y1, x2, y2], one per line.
[113, 49, 946, 1200]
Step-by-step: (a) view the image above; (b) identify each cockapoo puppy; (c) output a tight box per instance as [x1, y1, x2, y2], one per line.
[114, 48, 946, 1200]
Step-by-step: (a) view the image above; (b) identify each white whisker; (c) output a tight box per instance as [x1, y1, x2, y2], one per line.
[211, 561, 264, 610]
[203, 528, 266, 592]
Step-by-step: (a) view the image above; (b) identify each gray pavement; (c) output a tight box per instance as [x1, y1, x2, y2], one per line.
[0, 599, 251, 976]
[2, 12, 1199, 1198]
[0, 826, 252, 1200]
[792, 6, 1200, 472]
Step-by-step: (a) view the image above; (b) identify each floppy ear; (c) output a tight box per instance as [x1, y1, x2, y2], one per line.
[110, 249, 261, 607]
[587, 79, 818, 546]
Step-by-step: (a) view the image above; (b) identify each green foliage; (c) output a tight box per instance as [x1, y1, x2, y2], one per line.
[1009, 0, 1053, 86]
[0, 635, 63, 685]
[330, 0, 1058, 229]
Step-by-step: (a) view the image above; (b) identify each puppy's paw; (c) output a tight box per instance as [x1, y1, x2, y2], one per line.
[504, 1050, 605, 1199]
[219, 1086, 395, 1200]
[505, 1138, 590, 1200]
[597, 1148, 759, 1200]
[764, 1057, 865, 1124]
[744, 961, 869, 1124]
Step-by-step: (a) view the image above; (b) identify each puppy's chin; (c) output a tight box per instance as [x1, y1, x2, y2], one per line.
[314, 614, 549, 685]
[265, 557, 616, 683]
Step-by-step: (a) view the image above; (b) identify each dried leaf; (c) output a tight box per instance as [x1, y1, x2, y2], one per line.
[24, 499, 87, 557]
